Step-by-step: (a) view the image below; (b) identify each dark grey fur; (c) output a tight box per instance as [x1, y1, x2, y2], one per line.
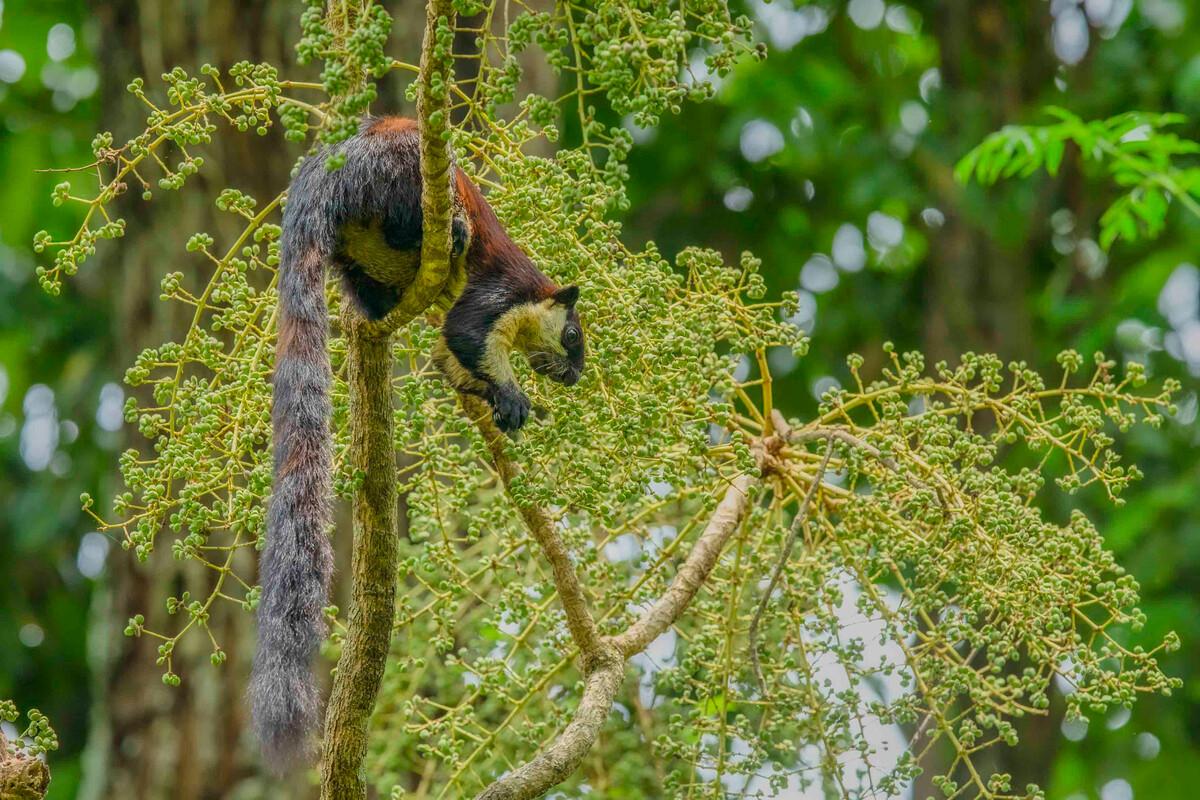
[250, 119, 426, 771]
[249, 241, 333, 770]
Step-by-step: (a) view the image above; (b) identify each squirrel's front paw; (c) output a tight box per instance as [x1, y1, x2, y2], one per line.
[491, 384, 531, 433]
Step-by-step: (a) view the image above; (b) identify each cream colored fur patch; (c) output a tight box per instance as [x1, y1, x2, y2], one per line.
[483, 299, 567, 385]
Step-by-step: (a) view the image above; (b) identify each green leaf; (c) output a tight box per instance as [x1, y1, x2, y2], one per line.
[1045, 138, 1065, 176]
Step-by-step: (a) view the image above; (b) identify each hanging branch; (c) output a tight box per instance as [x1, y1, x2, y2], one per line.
[320, 2, 457, 798]
[463, 396, 783, 800]
[461, 395, 617, 800]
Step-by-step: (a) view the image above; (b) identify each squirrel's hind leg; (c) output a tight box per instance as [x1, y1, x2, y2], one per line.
[338, 258, 401, 321]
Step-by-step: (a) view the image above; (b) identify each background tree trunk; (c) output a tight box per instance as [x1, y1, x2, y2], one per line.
[910, 3, 1067, 795]
[78, 3, 316, 798]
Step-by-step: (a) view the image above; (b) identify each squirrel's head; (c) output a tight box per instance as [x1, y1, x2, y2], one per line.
[527, 285, 584, 387]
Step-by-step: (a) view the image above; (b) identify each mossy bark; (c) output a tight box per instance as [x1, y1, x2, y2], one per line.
[361, 0, 460, 336]
[319, 320, 398, 800]
[0, 731, 50, 800]
[318, 2, 457, 797]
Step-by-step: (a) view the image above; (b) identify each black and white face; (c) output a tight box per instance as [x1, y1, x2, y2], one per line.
[528, 285, 585, 387]
[557, 304, 585, 385]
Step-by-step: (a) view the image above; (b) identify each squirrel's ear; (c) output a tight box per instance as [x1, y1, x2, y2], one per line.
[553, 285, 580, 308]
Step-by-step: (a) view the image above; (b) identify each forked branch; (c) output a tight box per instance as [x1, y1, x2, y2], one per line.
[462, 397, 787, 799]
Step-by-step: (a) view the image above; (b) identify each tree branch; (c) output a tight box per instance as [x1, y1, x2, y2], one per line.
[462, 396, 784, 799]
[460, 395, 602, 660]
[459, 394, 619, 800]
[320, 2, 458, 796]
[0, 730, 50, 800]
[320, 318, 399, 800]
[747, 436, 833, 695]
[360, 0, 460, 337]
[610, 472, 757, 657]
[475, 646, 625, 800]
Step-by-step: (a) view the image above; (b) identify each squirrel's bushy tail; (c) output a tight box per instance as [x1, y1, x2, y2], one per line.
[249, 219, 334, 771]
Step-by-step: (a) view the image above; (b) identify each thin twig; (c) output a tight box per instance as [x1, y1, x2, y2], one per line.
[748, 437, 834, 697]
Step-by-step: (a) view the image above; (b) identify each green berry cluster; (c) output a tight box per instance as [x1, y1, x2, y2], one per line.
[0, 701, 59, 758]
[32, 2, 1180, 797]
[31, 59, 311, 295]
[297, 0, 393, 148]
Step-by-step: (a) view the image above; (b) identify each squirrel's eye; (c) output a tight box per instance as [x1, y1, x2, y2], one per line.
[564, 327, 580, 346]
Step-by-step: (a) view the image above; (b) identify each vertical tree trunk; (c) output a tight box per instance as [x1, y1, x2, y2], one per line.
[318, 321, 399, 800]
[319, 3, 456, 796]
[920, 0, 1052, 365]
[80, 3, 312, 798]
[911, 2, 1066, 795]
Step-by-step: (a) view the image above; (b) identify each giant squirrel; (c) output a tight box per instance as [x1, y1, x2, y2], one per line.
[249, 116, 586, 769]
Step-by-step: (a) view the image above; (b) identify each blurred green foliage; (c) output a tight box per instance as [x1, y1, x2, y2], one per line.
[0, 2, 117, 797]
[2, 1, 1198, 799]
